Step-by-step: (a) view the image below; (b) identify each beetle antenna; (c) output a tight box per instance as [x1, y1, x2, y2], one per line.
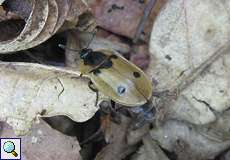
[58, 44, 81, 52]
[85, 30, 97, 49]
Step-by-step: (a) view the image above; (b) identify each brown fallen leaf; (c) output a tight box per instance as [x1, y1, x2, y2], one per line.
[0, 19, 25, 41]
[2, 0, 33, 19]
[88, 0, 165, 42]
[88, 0, 148, 39]
[127, 124, 149, 146]
[130, 44, 150, 70]
[66, 0, 89, 25]
[0, 5, 20, 21]
[137, 0, 167, 42]
[95, 115, 137, 160]
[0, 120, 82, 160]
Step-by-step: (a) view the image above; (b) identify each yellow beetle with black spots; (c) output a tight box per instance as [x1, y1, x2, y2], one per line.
[78, 48, 153, 107]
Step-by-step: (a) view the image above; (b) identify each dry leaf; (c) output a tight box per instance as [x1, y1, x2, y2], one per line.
[0, 62, 98, 135]
[150, 120, 230, 160]
[66, 0, 89, 24]
[148, 0, 230, 124]
[127, 125, 149, 146]
[87, 0, 165, 41]
[88, 0, 146, 39]
[0, 120, 82, 160]
[95, 115, 136, 160]
[0, 0, 50, 53]
[140, 0, 167, 42]
[0, 0, 89, 53]
[131, 134, 169, 160]
[0, 5, 20, 21]
[130, 44, 150, 70]
[147, 0, 230, 159]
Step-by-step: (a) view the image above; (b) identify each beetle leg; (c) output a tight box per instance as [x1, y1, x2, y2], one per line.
[88, 81, 99, 106]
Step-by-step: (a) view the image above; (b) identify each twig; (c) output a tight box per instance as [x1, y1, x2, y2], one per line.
[133, 0, 157, 43]
[176, 41, 230, 92]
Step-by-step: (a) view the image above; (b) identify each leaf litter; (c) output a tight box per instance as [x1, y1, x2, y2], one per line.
[0, 0, 230, 159]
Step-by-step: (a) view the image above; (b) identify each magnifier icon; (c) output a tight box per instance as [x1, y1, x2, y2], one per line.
[3, 141, 18, 157]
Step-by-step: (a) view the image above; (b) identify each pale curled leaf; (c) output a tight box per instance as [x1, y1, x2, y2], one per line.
[0, 0, 49, 53]
[148, 0, 230, 124]
[0, 62, 98, 135]
[0, 0, 89, 53]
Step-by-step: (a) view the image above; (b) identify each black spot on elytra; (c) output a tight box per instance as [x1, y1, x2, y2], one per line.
[98, 54, 117, 69]
[133, 71, 141, 78]
[117, 86, 126, 95]
[93, 69, 101, 75]
[82, 50, 107, 67]
[100, 60, 113, 68]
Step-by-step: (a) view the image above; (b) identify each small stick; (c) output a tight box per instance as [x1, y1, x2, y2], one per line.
[133, 0, 157, 43]
[177, 41, 230, 93]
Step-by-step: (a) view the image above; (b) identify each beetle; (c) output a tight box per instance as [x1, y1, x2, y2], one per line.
[59, 36, 152, 107]
[78, 48, 153, 107]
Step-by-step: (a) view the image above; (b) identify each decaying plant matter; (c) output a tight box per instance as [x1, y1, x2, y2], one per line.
[0, 0, 230, 160]
[0, 0, 89, 53]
